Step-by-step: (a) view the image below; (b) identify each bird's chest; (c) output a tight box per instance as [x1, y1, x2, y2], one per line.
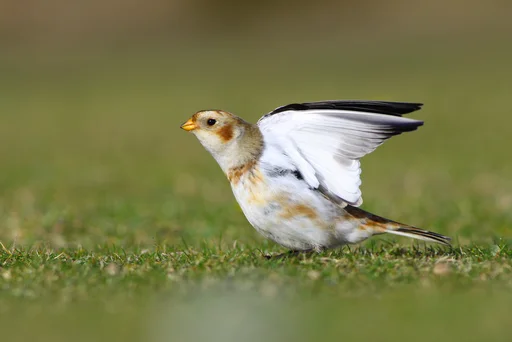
[230, 167, 273, 227]
[229, 166, 339, 246]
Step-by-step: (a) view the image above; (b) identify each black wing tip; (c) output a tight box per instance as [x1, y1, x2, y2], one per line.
[396, 118, 424, 132]
[268, 100, 424, 117]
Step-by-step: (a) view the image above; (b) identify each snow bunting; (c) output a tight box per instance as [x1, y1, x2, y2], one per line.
[181, 100, 451, 251]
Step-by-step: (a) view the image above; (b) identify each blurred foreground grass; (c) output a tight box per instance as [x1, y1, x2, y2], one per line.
[1, 39, 512, 341]
[1, 244, 511, 341]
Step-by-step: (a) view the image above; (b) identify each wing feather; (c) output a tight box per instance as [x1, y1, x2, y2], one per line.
[258, 101, 423, 206]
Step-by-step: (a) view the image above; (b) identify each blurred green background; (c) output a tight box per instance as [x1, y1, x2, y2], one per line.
[1, 1, 512, 341]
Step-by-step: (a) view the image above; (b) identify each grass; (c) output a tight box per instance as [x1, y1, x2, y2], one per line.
[1, 38, 512, 341]
[2, 243, 511, 299]
[1, 243, 512, 341]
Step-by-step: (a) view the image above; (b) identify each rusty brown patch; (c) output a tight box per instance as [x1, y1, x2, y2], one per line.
[280, 203, 318, 220]
[227, 160, 258, 185]
[356, 219, 386, 233]
[217, 124, 234, 142]
[345, 205, 399, 233]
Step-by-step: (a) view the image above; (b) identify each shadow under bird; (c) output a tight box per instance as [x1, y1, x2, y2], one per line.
[181, 100, 451, 252]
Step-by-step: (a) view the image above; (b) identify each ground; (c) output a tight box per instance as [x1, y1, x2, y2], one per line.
[1, 40, 511, 341]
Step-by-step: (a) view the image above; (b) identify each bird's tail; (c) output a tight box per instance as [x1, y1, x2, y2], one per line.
[345, 205, 451, 246]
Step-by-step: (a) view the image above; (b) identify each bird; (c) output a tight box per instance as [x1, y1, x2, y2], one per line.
[180, 100, 451, 253]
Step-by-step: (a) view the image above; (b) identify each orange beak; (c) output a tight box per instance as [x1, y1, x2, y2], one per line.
[180, 118, 197, 131]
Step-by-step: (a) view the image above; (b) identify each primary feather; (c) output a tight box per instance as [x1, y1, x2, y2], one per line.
[264, 100, 423, 117]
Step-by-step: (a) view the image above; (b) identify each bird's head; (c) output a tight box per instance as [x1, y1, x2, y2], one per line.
[181, 110, 263, 172]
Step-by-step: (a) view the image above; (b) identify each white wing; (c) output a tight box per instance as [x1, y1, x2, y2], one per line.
[257, 101, 424, 206]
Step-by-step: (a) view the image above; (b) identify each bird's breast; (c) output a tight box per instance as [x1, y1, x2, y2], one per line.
[229, 165, 269, 207]
[229, 165, 338, 228]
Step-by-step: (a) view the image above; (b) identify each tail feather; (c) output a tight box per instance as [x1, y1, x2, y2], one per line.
[345, 205, 451, 246]
[386, 227, 452, 246]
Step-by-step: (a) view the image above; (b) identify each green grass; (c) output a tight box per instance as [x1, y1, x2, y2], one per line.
[1, 244, 512, 341]
[1, 39, 512, 341]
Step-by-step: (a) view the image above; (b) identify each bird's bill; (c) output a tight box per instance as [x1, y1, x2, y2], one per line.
[180, 119, 197, 131]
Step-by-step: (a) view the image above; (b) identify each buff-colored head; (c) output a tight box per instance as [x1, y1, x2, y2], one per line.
[181, 110, 263, 172]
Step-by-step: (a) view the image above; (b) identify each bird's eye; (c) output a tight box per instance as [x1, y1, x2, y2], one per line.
[207, 119, 217, 126]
